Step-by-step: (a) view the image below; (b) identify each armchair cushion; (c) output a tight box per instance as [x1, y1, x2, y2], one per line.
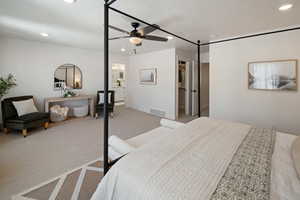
[6, 112, 50, 124]
[98, 93, 111, 104]
[12, 98, 38, 116]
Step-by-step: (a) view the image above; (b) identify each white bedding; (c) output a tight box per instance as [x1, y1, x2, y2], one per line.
[92, 118, 300, 200]
[271, 132, 300, 200]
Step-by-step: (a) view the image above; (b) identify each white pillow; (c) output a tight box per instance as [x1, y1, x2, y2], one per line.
[12, 99, 38, 117]
[99, 93, 111, 104]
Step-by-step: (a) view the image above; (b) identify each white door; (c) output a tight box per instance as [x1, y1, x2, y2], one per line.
[192, 61, 198, 116]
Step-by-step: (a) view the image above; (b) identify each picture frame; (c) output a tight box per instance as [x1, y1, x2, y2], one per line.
[248, 59, 298, 91]
[140, 68, 157, 85]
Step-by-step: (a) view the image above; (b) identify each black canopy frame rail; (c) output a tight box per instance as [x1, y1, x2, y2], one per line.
[103, 0, 300, 174]
[103, 0, 202, 174]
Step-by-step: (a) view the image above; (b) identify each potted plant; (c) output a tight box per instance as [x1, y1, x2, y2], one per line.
[0, 74, 17, 100]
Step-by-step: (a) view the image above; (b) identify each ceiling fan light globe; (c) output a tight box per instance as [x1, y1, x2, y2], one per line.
[129, 37, 143, 45]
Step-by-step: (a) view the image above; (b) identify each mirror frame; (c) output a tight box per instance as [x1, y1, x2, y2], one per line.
[54, 64, 83, 90]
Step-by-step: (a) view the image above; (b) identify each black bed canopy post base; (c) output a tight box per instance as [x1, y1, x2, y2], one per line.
[103, 0, 110, 175]
[197, 40, 201, 118]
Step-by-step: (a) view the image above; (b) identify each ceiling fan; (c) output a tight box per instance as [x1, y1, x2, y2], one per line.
[109, 22, 168, 46]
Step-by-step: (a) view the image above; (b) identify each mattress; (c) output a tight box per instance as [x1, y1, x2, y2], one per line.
[92, 118, 300, 200]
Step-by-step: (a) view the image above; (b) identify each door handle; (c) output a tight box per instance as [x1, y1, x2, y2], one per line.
[191, 90, 197, 93]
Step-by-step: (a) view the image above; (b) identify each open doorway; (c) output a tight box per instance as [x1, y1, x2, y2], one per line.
[112, 63, 126, 105]
[176, 59, 209, 121]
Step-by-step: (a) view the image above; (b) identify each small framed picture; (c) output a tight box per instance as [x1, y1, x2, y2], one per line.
[140, 68, 157, 85]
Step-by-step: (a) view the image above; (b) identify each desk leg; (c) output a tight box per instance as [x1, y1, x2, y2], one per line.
[90, 99, 95, 117]
[45, 101, 49, 113]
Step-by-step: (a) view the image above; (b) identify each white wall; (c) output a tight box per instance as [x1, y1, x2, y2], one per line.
[126, 48, 176, 120]
[210, 30, 300, 135]
[201, 52, 209, 63]
[0, 37, 128, 118]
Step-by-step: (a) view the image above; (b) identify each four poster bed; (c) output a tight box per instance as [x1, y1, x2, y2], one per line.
[99, 0, 300, 199]
[92, 117, 300, 200]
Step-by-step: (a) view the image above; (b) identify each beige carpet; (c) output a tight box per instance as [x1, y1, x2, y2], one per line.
[0, 106, 163, 200]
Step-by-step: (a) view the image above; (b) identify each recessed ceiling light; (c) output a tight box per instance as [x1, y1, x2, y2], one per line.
[121, 48, 126, 52]
[167, 36, 173, 40]
[40, 33, 49, 37]
[64, 0, 76, 3]
[279, 3, 293, 11]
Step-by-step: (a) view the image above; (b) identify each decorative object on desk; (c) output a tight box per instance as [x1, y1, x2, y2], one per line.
[248, 60, 298, 91]
[54, 64, 82, 90]
[50, 105, 69, 122]
[0, 74, 17, 100]
[140, 68, 157, 85]
[63, 90, 76, 98]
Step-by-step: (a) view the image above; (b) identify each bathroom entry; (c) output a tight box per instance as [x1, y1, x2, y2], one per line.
[112, 63, 126, 103]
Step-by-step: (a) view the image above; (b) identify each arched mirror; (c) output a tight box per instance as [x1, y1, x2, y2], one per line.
[54, 64, 82, 90]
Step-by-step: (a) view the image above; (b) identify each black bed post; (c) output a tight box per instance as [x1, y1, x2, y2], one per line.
[103, 0, 109, 175]
[197, 40, 201, 118]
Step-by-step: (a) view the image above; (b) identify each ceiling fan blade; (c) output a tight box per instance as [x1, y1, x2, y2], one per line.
[109, 36, 130, 40]
[139, 24, 160, 35]
[108, 25, 130, 35]
[143, 35, 168, 42]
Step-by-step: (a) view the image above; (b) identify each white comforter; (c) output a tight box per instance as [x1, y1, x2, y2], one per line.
[92, 118, 300, 200]
[271, 132, 300, 200]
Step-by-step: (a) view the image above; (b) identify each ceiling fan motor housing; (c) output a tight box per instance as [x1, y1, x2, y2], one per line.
[131, 22, 140, 29]
[130, 30, 142, 37]
[130, 22, 143, 45]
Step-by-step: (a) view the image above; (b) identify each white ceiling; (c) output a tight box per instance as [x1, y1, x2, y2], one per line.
[0, 0, 299, 54]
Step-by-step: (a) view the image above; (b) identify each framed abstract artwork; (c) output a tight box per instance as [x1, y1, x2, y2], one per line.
[140, 68, 157, 85]
[248, 60, 298, 91]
